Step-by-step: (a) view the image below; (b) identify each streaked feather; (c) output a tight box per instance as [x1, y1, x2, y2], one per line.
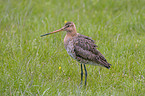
[65, 33, 111, 69]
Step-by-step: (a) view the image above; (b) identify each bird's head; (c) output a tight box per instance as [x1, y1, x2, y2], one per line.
[64, 22, 76, 32]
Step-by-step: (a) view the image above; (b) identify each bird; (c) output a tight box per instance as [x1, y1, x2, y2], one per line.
[41, 22, 111, 86]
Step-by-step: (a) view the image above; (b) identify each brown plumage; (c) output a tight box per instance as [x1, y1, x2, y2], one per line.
[41, 22, 111, 86]
[65, 34, 111, 69]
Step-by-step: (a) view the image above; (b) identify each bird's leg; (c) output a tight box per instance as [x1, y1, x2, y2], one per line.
[80, 64, 83, 85]
[84, 64, 87, 86]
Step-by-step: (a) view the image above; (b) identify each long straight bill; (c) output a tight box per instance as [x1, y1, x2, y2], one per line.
[40, 27, 65, 37]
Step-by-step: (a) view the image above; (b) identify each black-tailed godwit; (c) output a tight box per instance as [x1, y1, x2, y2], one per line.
[41, 22, 111, 86]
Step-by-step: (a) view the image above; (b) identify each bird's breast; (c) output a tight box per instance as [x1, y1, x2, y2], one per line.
[66, 47, 75, 60]
[63, 33, 79, 60]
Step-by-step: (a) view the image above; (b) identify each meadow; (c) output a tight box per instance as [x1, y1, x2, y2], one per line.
[0, 0, 145, 95]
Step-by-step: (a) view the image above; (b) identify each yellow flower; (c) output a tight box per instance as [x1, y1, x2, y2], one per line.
[64, 20, 67, 23]
[59, 67, 61, 70]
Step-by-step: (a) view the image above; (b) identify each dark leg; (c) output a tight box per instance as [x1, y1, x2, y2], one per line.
[84, 64, 87, 86]
[80, 64, 83, 85]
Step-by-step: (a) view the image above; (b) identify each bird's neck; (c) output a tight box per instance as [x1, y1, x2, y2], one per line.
[64, 30, 78, 47]
[66, 30, 77, 37]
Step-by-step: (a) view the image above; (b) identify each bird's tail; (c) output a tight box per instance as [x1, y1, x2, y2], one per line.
[104, 63, 111, 69]
[98, 59, 111, 69]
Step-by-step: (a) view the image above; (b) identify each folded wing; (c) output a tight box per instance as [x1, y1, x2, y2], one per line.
[73, 34, 111, 69]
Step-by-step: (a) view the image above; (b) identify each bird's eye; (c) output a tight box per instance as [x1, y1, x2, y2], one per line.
[67, 25, 70, 27]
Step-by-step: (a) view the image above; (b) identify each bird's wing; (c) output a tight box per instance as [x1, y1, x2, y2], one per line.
[73, 34, 99, 55]
[73, 34, 110, 68]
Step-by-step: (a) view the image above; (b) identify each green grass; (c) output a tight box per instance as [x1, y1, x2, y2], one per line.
[0, 0, 145, 95]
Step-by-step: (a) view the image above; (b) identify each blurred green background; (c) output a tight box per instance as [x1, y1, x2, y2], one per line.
[0, 0, 145, 95]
